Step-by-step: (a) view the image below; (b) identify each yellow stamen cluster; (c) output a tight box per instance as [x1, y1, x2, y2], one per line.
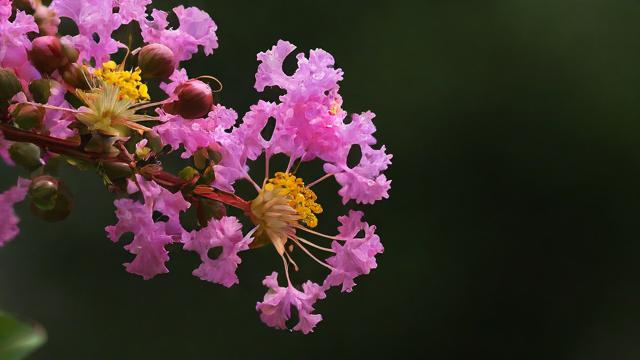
[94, 61, 150, 102]
[265, 172, 323, 228]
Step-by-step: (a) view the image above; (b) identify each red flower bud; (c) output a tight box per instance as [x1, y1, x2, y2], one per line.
[29, 36, 67, 74]
[163, 79, 213, 119]
[138, 43, 176, 80]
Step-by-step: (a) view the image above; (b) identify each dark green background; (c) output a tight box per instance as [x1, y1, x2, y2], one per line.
[1, 0, 640, 358]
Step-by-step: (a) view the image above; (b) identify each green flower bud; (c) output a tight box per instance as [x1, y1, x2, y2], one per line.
[60, 38, 79, 63]
[60, 63, 92, 90]
[9, 142, 41, 171]
[102, 161, 133, 180]
[144, 130, 163, 153]
[28, 176, 59, 211]
[28, 79, 54, 104]
[29, 178, 73, 222]
[29, 36, 67, 74]
[0, 68, 22, 102]
[85, 135, 120, 157]
[178, 166, 199, 181]
[138, 44, 176, 80]
[163, 79, 213, 119]
[12, 103, 45, 130]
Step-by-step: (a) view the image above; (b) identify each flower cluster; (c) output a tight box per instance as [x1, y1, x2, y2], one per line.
[0, 0, 391, 333]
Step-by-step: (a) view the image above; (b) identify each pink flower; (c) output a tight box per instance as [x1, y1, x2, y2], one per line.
[256, 272, 326, 334]
[50, 0, 124, 64]
[0, 132, 13, 165]
[323, 211, 384, 292]
[106, 176, 190, 279]
[182, 216, 252, 287]
[106, 199, 173, 280]
[113, 0, 151, 24]
[42, 81, 76, 139]
[154, 105, 237, 159]
[140, 6, 218, 62]
[0, 178, 31, 246]
[0, 6, 39, 81]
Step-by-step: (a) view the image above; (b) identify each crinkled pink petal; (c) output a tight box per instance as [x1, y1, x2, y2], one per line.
[0, 10, 39, 81]
[323, 211, 384, 292]
[133, 175, 190, 236]
[154, 105, 237, 159]
[42, 81, 76, 139]
[106, 199, 174, 280]
[159, 68, 188, 96]
[182, 216, 251, 287]
[0, 178, 31, 246]
[140, 6, 218, 62]
[114, 0, 151, 24]
[256, 272, 326, 334]
[0, 132, 13, 165]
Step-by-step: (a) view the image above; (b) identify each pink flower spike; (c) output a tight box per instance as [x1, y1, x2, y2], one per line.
[182, 217, 252, 287]
[256, 272, 326, 334]
[0, 178, 31, 246]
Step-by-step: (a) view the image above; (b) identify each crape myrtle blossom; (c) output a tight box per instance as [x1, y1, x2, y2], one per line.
[0, 0, 390, 334]
[0, 178, 30, 246]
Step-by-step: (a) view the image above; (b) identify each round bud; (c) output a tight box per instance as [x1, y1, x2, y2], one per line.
[28, 176, 59, 211]
[29, 36, 67, 74]
[0, 68, 22, 102]
[29, 177, 73, 222]
[138, 43, 176, 80]
[102, 161, 133, 181]
[9, 142, 41, 171]
[12, 103, 45, 130]
[60, 63, 92, 90]
[28, 79, 54, 104]
[163, 79, 213, 119]
[60, 38, 79, 63]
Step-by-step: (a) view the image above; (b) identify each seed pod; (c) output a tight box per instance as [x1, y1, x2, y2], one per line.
[60, 63, 92, 90]
[29, 36, 67, 74]
[0, 68, 22, 102]
[138, 43, 176, 80]
[12, 103, 45, 130]
[9, 142, 41, 171]
[163, 79, 213, 119]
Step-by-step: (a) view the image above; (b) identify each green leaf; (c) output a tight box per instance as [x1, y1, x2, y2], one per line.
[0, 312, 46, 360]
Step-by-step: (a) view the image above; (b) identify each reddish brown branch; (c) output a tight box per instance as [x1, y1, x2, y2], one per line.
[0, 124, 248, 211]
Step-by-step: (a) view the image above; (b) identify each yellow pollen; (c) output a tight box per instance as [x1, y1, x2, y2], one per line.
[94, 61, 150, 103]
[329, 102, 341, 116]
[267, 172, 323, 228]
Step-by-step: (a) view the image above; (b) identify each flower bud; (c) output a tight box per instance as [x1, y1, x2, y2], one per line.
[163, 79, 213, 119]
[102, 161, 133, 180]
[28, 176, 59, 211]
[138, 44, 176, 80]
[61, 63, 92, 90]
[60, 63, 92, 90]
[28, 79, 54, 104]
[12, 103, 45, 130]
[34, 5, 60, 36]
[0, 68, 22, 102]
[84, 134, 120, 157]
[29, 176, 73, 222]
[60, 38, 79, 63]
[29, 36, 67, 74]
[9, 142, 41, 171]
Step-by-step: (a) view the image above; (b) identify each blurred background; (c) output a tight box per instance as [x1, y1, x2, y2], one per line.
[1, 0, 640, 358]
